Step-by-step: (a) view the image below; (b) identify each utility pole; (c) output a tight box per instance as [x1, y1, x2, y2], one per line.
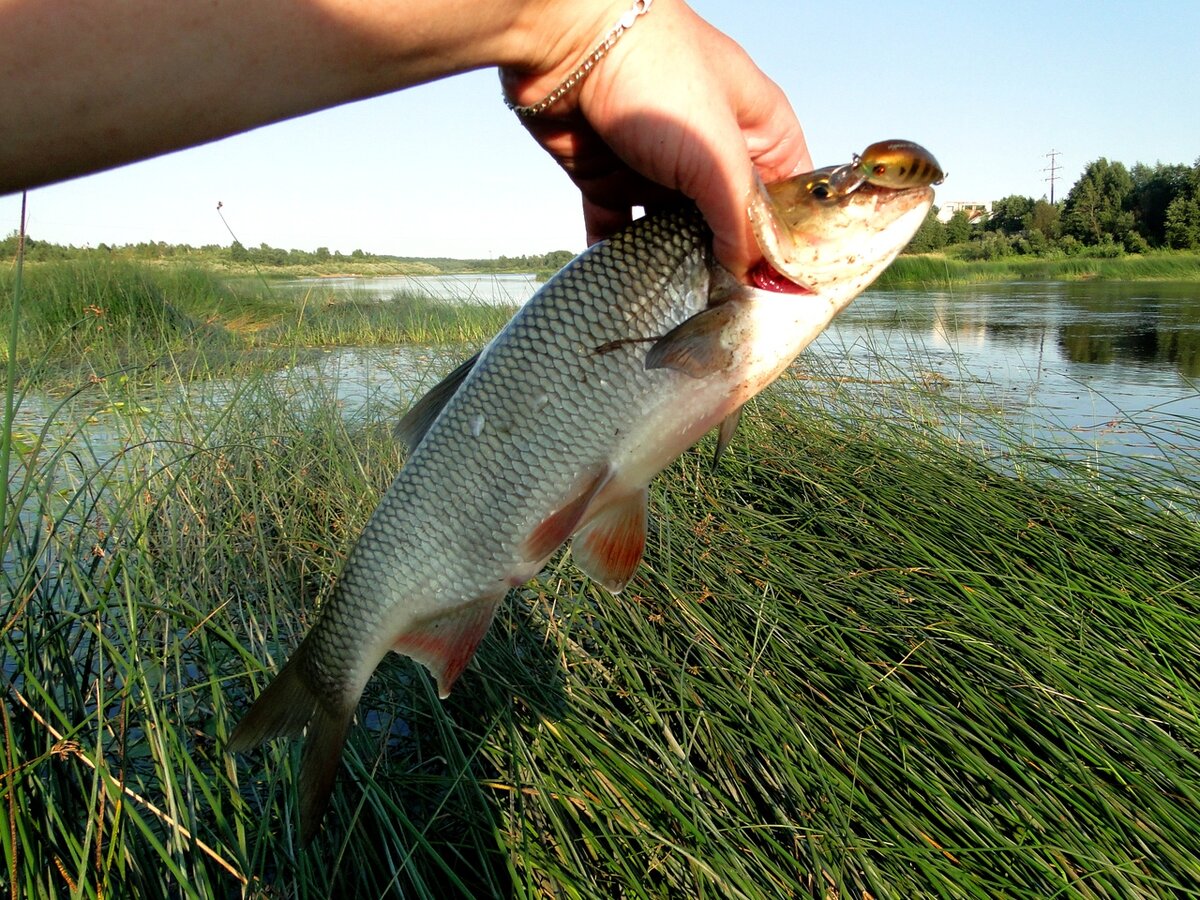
[1043, 150, 1062, 204]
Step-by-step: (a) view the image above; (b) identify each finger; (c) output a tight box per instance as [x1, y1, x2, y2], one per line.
[582, 196, 633, 246]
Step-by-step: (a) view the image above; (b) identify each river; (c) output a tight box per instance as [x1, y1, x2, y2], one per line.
[283, 275, 1200, 462]
[12, 277, 1200, 473]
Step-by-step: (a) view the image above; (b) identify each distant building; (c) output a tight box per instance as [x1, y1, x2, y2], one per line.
[937, 201, 990, 224]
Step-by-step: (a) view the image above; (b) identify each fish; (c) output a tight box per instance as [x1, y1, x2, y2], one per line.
[852, 138, 945, 190]
[227, 152, 936, 843]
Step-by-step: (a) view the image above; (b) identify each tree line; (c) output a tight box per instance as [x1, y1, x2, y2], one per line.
[907, 157, 1200, 259]
[0, 233, 577, 274]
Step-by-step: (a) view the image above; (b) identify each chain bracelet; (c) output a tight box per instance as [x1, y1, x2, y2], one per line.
[504, 0, 653, 118]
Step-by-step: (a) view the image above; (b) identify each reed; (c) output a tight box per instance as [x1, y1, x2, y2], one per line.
[3, 330, 1198, 897]
[881, 252, 1200, 287]
[0, 261, 514, 390]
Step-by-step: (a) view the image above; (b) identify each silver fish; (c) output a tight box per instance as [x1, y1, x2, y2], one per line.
[228, 152, 936, 842]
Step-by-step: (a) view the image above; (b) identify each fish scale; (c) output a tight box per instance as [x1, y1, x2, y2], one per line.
[228, 157, 935, 843]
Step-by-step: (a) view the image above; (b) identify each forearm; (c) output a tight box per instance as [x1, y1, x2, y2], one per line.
[0, 0, 617, 192]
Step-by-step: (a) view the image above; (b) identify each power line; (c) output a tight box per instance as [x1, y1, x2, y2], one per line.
[1043, 150, 1062, 204]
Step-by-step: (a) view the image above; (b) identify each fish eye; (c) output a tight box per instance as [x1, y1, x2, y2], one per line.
[811, 182, 832, 201]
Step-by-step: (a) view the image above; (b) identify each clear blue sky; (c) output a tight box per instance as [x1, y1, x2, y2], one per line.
[3, 1, 1197, 259]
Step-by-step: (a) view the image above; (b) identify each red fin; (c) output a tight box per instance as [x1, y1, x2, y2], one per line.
[571, 488, 648, 593]
[522, 465, 610, 563]
[392, 593, 504, 698]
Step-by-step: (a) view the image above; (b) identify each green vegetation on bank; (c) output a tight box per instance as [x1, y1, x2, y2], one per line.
[877, 250, 1200, 288]
[907, 156, 1200, 265]
[0, 259, 513, 388]
[3, 359, 1198, 897]
[0, 230, 575, 279]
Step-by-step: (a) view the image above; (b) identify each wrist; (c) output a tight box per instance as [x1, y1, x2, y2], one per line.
[497, 0, 644, 111]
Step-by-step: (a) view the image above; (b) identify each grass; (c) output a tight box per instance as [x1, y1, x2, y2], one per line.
[878, 252, 1200, 288]
[3, 318, 1200, 897]
[0, 259, 513, 390]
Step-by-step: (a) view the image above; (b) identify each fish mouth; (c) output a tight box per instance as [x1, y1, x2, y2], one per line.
[749, 259, 815, 294]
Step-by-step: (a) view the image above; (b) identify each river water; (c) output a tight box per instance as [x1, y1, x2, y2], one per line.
[12, 276, 1200, 473]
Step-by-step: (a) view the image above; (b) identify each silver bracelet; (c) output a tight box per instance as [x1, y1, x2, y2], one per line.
[504, 0, 653, 118]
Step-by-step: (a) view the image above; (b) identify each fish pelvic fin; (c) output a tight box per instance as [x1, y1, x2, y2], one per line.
[227, 644, 357, 846]
[394, 351, 480, 450]
[522, 464, 610, 563]
[392, 592, 506, 699]
[571, 488, 649, 594]
[712, 404, 745, 470]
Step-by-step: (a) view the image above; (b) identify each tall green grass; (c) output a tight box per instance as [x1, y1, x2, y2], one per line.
[880, 252, 1200, 287]
[0, 260, 512, 390]
[3, 336, 1199, 897]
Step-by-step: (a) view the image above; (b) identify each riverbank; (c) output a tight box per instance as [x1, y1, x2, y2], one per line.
[0, 259, 514, 389]
[3, 355, 1198, 897]
[877, 251, 1200, 287]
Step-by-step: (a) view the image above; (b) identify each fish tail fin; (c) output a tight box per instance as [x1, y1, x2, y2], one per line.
[227, 644, 356, 845]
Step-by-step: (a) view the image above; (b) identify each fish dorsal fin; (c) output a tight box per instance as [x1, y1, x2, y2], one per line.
[394, 351, 480, 449]
[644, 304, 738, 378]
[571, 487, 649, 594]
[391, 591, 506, 699]
[712, 404, 744, 469]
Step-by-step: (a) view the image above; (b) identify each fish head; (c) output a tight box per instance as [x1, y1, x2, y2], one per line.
[748, 158, 934, 312]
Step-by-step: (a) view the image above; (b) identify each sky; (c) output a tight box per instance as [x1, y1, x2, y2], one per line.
[3, 0, 1198, 259]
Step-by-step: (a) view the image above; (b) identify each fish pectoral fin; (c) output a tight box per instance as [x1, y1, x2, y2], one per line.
[227, 643, 354, 846]
[712, 404, 745, 470]
[394, 350, 481, 450]
[571, 488, 649, 594]
[521, 464, 611, 564]
[392, 592, 505, 699]
[645, 304, 738, 378]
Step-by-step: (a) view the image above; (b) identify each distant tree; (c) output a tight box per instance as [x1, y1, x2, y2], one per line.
[315, 246, 331, 261]
[1129, 162, 1193, 247]
[986, 195, 1035, 235]
[1165, 196, 1200, 249]
[1026, 199, 1061, 240]
[1061, 158, 1134, 247]
[904, 206, 947, 253]
[229, 240, 248, 262]
[944, 209, 973, 245]
[543, 250, 574, 269]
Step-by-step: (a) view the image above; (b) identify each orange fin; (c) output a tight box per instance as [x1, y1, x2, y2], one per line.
[522, 464, 610, 563]
[227, 642, 355, 846]
[392, 593, 505, 698]
[394, 351, 480, 450]
[645, 304, 737, 378]
[571, 488, 648, 593]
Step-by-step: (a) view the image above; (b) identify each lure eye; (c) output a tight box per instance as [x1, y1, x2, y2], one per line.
[872, 164, 887, 176]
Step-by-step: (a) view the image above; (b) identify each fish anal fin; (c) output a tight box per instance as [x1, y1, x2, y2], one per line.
[712, 404, 745, 469]
[392, 592, 505, 699]
[645, 304, 738, 378]
[394, 351, 481, 449]
[522, 464, 610, 563]
[572, 487, 648, 593]
[227, 643, 356, 846]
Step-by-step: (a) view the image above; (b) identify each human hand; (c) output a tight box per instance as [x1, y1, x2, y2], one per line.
[500, 0, 810, 280]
